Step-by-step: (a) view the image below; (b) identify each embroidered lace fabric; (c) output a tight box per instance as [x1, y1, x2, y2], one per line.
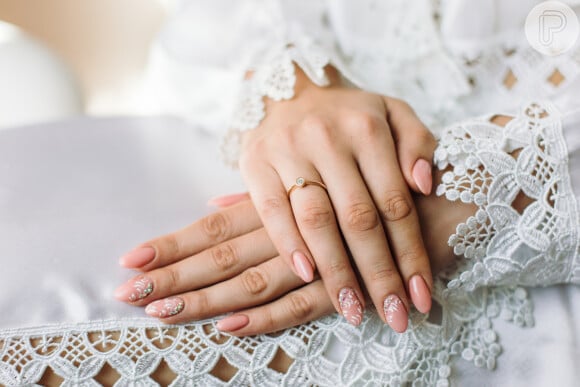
[0, 284, 532, 387]
[435, 102, 580, 291]
[2, 101, 577, 386]
[221, 38, 331, 167]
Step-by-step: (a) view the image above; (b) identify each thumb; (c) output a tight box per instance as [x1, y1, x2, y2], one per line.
[382, 96, 437, 195]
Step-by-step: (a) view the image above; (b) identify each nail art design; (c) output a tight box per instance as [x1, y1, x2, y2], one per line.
[338, 287, 363, 326]
[383, 295, 403, 324]
[128, 276, 154, 302]
[146, 297, 184, 318]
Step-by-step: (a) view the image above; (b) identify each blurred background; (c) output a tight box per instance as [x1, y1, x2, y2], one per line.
[0, 0, 175, 129]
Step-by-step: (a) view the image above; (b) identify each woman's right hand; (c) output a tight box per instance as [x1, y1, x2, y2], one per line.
[237, 66, 438, 330]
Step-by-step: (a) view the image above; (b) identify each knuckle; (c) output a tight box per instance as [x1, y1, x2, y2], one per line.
[241, 267, 268, 296]
[259, 196, 286, 219]
[381, 191, 412, 221]
[159, 235, 180, 258]
[201, 212, 231, 242]
[261, 306, 277, 332]
[302, 116, 334, 145]
[369, 265, 398, 283]
[344, 202, 379, 232]
[194, 290, 210, 316]
[167, 268, 180, 289]
[353, 113, 382, 137]
[298, 202, 333, 230]
[324, 259, 350, 277]
[287, 293, 313, 320]
[396, 246, 424, 265]
[211, 243, 238, 271]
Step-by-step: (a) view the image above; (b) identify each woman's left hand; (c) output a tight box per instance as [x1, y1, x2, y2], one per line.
[114, 198, 334, 335]
[114, 179, 462, 335]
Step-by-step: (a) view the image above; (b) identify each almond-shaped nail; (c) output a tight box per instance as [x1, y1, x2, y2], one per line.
[292, 251, 314, 282]
[114, 276, 154, 302]
[412, 158, 433, 195]
[119, 246, 155, 268]
[207, 192, 249, 208]
[383, 294, 408, 333]
[145, 297, 184, 318]
[216, 314, 250, 332]
[338, 287, 363, 326]
[409, 275, 432, 314]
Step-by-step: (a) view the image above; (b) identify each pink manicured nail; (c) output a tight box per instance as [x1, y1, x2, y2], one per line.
[412, 158, 433, 195]
[114, 276, 154, 302]
[119, 246, 155, 268]
[338, 287, 363, 326]
[145, 297, 185, 318]
[292, 251, 314, 282]
[383, 294, 408, 333]
[409, 275, 432, 314]
[207, 192, 250, 208]
[216, 314, 250, 332]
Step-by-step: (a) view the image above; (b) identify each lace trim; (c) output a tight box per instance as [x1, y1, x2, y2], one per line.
[0, 281, 533, 386]
[221, 38, 331, 167]
[435, 101, 580, 290]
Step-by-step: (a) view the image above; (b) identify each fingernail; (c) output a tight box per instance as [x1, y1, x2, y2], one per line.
[338, 287, 363, 326]
[114, 276, 154, 302]
[383, 294, 408, 333]
[412, 158, 433, 195]
[292, 251, 314, 282]
[145, 297, 185, 318]
[409, 275, 432, 314]
[207, 192, 249, 208]
[119, 246, 155, 268]
[216, 314, 250, 332]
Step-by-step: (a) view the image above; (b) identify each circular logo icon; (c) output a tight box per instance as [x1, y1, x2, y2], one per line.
[525, 1, 580, 56]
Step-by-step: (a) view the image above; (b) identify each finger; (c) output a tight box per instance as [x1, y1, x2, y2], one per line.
[355, 120, 433, 315]
[383, 96, 437, 195]
[216, 280, 335, 336]
[143, 255, 305, 322]
[238, 158, 315, 283]
[114, 228, 277, 304]
[207, 192, 251, 208]
[119, 200, 262, 270]
[282, 163, 366, 327]
[314, 150, 410, 332]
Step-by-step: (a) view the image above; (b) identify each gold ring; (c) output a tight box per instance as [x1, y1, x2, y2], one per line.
[287, 177, 328, 197]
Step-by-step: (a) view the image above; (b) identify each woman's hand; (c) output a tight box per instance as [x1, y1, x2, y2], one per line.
[114, 170, 473, 335]
[237, 66, 437, 329]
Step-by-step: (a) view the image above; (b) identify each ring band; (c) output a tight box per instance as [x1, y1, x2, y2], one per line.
[287, 177, 328, 197]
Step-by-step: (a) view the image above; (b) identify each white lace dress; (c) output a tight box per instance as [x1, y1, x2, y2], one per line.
[2, 0, 580, 386]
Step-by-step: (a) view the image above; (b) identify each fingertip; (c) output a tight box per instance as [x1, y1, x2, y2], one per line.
[292, 251, 314, 282]
[409, 275, 432, 314]
[216, 314, 250, 332]
[207, 192, 250, 208]
[118, 246, 155, 268]
[412, 158, 433, 196]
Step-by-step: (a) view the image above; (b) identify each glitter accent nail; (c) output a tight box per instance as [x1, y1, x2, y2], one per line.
[383, 294, 408, 333]
[128, 276, 154, 302]
[146, 297, 185, 318]
[338, 287, 363, 326]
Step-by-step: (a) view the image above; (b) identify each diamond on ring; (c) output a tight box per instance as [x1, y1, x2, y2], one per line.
[296, 177, 306, 187]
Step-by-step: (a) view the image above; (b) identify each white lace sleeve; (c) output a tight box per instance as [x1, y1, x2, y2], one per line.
[220, 35, 335, 167]
[434, 101, 580, 291]
[220, 1, 352, 167]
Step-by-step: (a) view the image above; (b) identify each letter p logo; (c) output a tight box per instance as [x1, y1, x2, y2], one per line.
[526, 1, 579, 56]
